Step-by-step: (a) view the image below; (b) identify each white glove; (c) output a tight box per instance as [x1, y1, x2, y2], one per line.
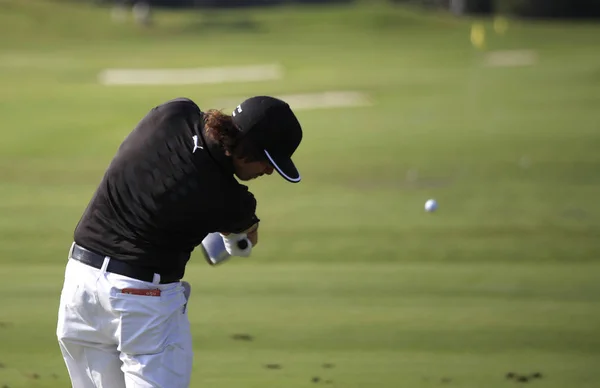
[220, 233, 253, 257]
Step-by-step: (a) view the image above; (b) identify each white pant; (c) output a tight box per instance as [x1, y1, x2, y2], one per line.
[56, 250, 193, 388]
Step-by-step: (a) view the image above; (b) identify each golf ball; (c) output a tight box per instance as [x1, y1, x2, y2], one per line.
[424, 199, 438, 212]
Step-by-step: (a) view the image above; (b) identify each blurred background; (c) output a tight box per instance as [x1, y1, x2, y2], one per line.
[1, 0, 599, 387]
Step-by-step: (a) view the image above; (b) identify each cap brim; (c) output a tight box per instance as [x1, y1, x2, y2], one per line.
[264, 150, 301, 183]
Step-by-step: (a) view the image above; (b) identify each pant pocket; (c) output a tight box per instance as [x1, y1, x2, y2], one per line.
[118, 298, 193, 388]
[110, 289, 186, 355]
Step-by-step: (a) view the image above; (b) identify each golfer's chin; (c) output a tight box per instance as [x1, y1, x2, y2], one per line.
[235, 173, 262, 181]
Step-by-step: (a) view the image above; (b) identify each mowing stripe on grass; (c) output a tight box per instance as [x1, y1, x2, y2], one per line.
[98, 63, 283, 85]
[484, 50, 538, 67]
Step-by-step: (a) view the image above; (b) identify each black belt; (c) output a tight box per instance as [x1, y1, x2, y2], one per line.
[70, 244, 179, 284]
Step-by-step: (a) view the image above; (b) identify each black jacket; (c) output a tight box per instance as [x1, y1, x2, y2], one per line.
[73, 98, 258, 280]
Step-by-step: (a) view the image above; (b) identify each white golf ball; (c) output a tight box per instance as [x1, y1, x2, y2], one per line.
[424, 199, 438, 212]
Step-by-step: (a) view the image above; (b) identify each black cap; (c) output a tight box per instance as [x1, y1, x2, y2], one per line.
[232, 96, 303, 183]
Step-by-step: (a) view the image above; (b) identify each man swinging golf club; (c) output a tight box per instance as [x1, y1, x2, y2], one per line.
[56, 95, 303, 387]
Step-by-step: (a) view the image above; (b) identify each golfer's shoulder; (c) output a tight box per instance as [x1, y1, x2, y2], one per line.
[152, 97, 202, 118]
[165, 97, 201, 109]
[210, 178, 257, 208]
[230, 182, 257, 209]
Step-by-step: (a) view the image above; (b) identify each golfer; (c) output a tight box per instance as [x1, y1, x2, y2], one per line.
[56, 96, 303, 387]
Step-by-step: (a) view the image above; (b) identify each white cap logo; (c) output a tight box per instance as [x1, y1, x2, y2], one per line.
[232, 105, 243, 116]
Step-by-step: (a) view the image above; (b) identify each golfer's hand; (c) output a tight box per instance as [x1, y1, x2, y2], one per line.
[220, 222, 259, 247]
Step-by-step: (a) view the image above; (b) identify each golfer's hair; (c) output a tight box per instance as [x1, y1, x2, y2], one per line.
[203, 109, 265, 162]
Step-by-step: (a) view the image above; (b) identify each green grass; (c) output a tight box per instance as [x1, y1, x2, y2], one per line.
[2, 262, 600, 387]
[1, 0, 599, 387]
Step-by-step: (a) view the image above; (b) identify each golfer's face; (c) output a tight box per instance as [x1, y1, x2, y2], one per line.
[234, 159, 274, 181]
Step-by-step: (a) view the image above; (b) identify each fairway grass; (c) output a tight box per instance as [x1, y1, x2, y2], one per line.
[1, 0, 600, 387]
[1, 263, 600, 388]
